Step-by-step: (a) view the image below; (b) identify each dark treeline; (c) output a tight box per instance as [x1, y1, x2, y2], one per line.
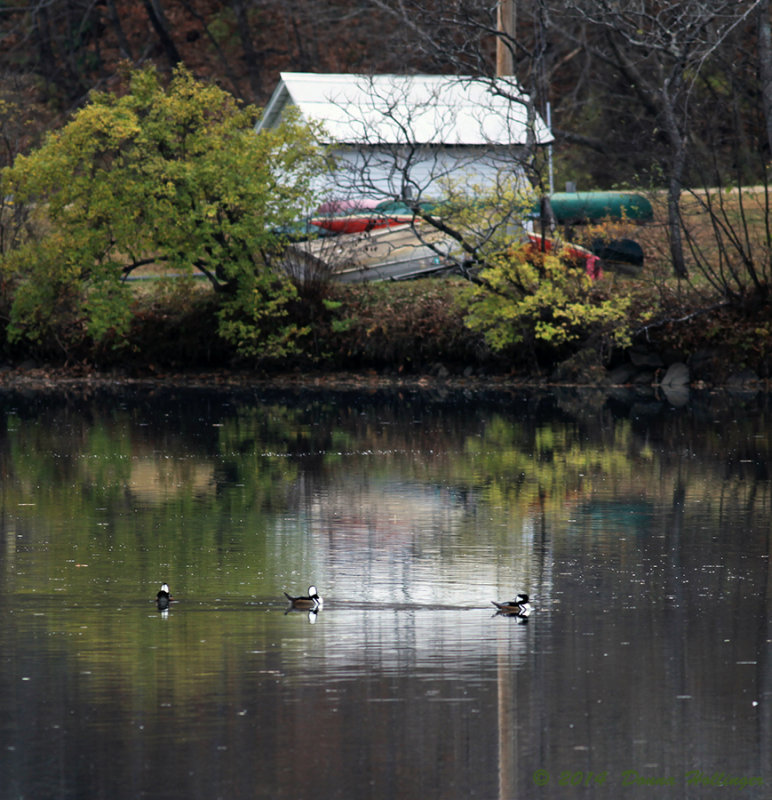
[1, 1, 770, 193]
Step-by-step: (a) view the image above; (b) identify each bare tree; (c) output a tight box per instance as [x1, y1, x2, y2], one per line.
[365, 1, 771, 286]
[543, 1, 765, 279]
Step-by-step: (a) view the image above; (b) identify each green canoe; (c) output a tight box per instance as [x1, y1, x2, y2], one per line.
[537, 192, 654, 224]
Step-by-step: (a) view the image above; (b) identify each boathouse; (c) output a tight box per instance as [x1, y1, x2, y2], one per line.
[256, 72, 553, 204]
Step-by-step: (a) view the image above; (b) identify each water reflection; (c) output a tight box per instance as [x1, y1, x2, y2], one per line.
[0, 384, 770, 799]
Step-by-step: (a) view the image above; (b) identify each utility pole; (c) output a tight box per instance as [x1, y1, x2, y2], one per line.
[496, 0, 516, 76]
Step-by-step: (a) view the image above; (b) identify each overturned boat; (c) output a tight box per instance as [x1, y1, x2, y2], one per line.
[282, 220, 457, 283]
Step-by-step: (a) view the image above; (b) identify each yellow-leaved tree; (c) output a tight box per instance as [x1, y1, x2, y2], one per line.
[0, 65, 325, 359]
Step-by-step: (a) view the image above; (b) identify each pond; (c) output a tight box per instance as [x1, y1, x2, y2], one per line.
[0, 382, 770, 799]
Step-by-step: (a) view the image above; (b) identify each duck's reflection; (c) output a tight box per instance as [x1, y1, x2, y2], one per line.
[284, 605, 321, 623]
[492, 610, 529, 624]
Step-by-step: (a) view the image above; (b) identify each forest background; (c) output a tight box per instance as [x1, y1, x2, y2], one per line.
[1, 0, 772, 386]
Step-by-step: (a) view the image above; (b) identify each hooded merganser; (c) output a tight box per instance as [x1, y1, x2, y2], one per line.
[284, 585, 323, 611]
[492, 593, 532, 617]
[156, 582, 172, 611]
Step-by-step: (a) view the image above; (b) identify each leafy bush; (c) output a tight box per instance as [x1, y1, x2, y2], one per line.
[461, 244, 633, 366]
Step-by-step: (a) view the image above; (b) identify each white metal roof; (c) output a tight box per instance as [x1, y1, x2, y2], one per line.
[257, 73, 553, 147]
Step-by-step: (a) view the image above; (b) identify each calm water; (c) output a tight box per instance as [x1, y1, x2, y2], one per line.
[0, 383, 770, 799]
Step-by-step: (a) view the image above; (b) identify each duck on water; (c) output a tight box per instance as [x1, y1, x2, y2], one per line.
[284, 585, 323, 611]
[491, 593, 532, 617]
[156, 582, 172, 611]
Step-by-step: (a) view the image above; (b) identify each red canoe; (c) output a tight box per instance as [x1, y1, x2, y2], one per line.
[527, 233, 602, 280]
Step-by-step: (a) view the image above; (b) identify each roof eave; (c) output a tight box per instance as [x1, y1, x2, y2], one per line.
[256, 76, 291, 132]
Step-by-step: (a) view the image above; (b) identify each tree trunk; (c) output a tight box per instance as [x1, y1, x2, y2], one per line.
[141, 0, 182, 67]
[660, 71, 689, 279]
[758, 0, 772, 155]
[105, 0, 134, 61]
[231, 0, 263, 102]
[496, 1, 517, 76]
[667, 174, 688, 280]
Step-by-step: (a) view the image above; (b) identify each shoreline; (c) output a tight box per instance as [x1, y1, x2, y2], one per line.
[0, 364, 769, 394]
